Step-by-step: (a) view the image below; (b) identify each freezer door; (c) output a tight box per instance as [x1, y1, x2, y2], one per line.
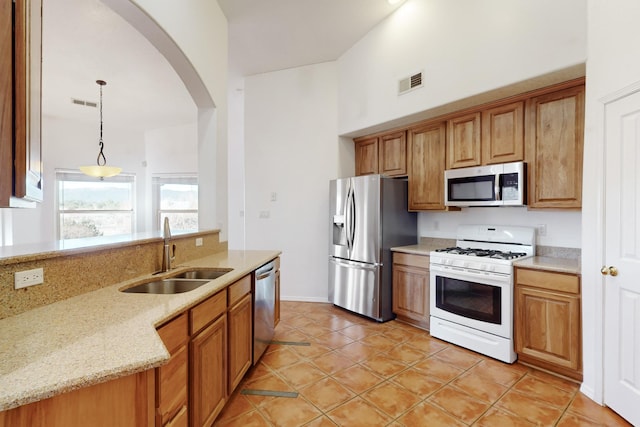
[329, 178, 351, 260]
[329, 257, 381, 321]
[350, 175, 381, 264]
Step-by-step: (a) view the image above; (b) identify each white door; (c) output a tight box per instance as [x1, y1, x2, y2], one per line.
[603, 86, 640, 426]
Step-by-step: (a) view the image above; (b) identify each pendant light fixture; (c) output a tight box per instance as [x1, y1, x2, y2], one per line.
[79, 80, 122, 179]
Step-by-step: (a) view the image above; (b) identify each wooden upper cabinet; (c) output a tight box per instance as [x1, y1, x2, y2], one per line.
[446, 112, 481, 169]
[378, 131, 407, 177]
[526, 84, 585, 208]
[482, 101, 524, 164]
[408, 122, 446, 211]
[0, 0, 43, 207]
[354, 136, 378, 176]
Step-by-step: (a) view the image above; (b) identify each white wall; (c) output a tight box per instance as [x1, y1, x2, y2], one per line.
[143, 123, 198, 231]
[581, 0, 640, 404]
[419, 207, 581, 248]
[338, 0, 587, 136]
[244, 62, 339, 302]
[10, 116, 146, 245]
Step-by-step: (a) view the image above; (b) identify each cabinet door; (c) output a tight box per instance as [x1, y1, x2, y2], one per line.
[392, 264, 429, 329]
[526, 84, 584, 208]
[0, 0, 12, 204]
[354, 137, 379, 176]
[378, 131, 407, 177]
[191, 314, 227, 427]
[228, 293, 252, 394]
[482, 101, 524, 164]
[407, 122, 446, 211]
[447, 112, 481, 169]
[156, 313, 188, 427]
[515, 286, 581, 373]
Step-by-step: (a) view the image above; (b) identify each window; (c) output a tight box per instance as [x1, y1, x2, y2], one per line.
[56, 170, 136, 240]
[152, 174, 198, 231]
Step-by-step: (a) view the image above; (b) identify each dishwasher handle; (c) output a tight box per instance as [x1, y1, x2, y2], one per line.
[255, 261, 276, 280]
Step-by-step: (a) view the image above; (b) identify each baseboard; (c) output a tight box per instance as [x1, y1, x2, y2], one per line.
[280, 296, 330, 303]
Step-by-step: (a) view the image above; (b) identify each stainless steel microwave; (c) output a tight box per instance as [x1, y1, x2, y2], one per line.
[444, 161, 526, 207]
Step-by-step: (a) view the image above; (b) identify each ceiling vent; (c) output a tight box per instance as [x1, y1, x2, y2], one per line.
[71, 98, 98, 108]
[398, 71, 423, 95]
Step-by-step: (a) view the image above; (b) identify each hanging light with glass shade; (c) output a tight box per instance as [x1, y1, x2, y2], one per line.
[79, 80, 122, 179]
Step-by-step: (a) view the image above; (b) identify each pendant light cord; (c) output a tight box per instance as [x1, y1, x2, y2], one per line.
[97, 80, 107, 166]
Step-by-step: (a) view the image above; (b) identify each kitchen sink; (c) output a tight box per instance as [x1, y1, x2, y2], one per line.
[121, 278, 210, 294]
[169, 268, 233, 280]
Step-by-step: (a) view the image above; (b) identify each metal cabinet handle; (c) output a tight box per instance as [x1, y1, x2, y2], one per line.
[601, 266, 619, 277]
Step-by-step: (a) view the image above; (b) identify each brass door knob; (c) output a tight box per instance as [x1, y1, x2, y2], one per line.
[601, 266, 619, 276]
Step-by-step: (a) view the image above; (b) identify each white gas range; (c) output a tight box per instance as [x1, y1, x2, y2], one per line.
[429, 225, 535, 363]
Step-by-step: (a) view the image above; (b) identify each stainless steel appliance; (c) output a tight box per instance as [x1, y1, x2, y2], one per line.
[445, 161, 526, 207]
[429, 225, 535, 363]
[329, 175, 417, 322]
[253, 260, 276, 364]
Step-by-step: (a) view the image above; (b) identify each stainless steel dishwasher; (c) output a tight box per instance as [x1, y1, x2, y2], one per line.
[253, 260, 276, 364]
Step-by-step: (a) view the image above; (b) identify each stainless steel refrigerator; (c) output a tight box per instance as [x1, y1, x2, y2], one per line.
[329, 175, 417, 322]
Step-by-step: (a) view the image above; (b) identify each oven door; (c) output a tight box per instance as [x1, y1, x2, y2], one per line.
[429, 264, 512, 339]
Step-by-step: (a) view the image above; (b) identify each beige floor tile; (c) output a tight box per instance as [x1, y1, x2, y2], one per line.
[334, 341, 379, 363]
[405, 334, 449, 355]
[566, 393, 633, 426]
[428, 385, 491, 424]
[216, 392, 255, 424]
[358, 333, 398, 352]
[384, 342, 427, 364]
[339, 324, 376, 340]
[258, 395, 322, 427]
[310, 351, 356, 375]
[278, 361, 327, 388]
[241, 372, 296, 407]
[260, 347, 303, 370]
[215, 409, 271, 426]
[331, 364, 384, 394]
[360, 353, 407, 377]
[290, 341, 333, 359]
[465, 359, 528, 387]
[361, 381, 422, 418]
[495, 389, 564, 426]
[412, 356, 465, 381]
[433, 345, 484, 370]
[397, 401, 466, 427]
[511, 374, 576, 408]
[450, 371, 508, 403]
[302, 415, 338, 426]
[327, 396, 391, 427]
[390, 367, 445, 398]
[313, 331, 355, 349]
[474, 406, 538, 426]
[299, 377, 356, 412]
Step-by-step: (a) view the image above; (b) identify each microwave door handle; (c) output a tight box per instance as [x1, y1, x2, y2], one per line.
[495, 175, 501, 201]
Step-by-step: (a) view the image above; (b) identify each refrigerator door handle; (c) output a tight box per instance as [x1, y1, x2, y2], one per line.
[329, 257, 382, 269]
[348, 186, 356, 250]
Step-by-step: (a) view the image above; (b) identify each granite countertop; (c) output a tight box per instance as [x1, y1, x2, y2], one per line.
[514, 256, 581, 275]
[0, 249, 280, 412]
[391, 238, 456, 256]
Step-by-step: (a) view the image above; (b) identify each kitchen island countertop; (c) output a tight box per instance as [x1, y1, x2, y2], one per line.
[0, 249, 280, 412]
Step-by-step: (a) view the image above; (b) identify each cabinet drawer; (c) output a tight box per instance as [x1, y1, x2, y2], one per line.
[516, 268, 580, 294]
[191, 290, 227, 335]
[157, 313, 188, 353]
[228, 274, 251, 306]
[393, 252, 429, 269]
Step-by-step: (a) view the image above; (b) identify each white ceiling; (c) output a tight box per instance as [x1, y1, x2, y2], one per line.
[42, 0, 404, 130]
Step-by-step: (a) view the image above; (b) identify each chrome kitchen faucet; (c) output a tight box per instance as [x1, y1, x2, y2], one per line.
[161, 217, 175, 272]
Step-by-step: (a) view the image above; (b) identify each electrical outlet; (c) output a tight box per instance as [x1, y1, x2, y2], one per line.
[259, 210, 270, 219]
[195, 237, 203, 247]
[536, 224, 547, 237]
[15, 268, 44, 289]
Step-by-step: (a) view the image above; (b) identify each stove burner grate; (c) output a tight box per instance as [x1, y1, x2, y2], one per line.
[435, 247, 527, 260]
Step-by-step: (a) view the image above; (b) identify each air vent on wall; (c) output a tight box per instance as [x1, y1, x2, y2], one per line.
[398, 71, 423, 95]
[71, 98, 98, 108]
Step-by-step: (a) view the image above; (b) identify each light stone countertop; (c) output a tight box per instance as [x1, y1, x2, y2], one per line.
[391, 238, 456, 256]
[514, 256, 581, 275]
[0, 249, 280, 412]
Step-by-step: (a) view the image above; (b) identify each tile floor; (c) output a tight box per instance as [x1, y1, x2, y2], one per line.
[215, 302, 631, 426]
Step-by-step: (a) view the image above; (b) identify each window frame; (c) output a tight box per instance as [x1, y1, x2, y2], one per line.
[55, 169, 136, 240]
[152, 174, 198, 231]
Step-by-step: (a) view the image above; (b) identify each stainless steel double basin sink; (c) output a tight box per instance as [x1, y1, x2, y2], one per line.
[121, 268, 233, 295]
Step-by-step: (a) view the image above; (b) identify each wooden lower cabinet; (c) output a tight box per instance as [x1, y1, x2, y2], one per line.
[191, 314, 227, 427]
[514, 267, 582, 380]
[228, 293, 252, 394]
[156, 313, 189, 427]
[0, 371, 155, 427]
[392, 252, 430, 330]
